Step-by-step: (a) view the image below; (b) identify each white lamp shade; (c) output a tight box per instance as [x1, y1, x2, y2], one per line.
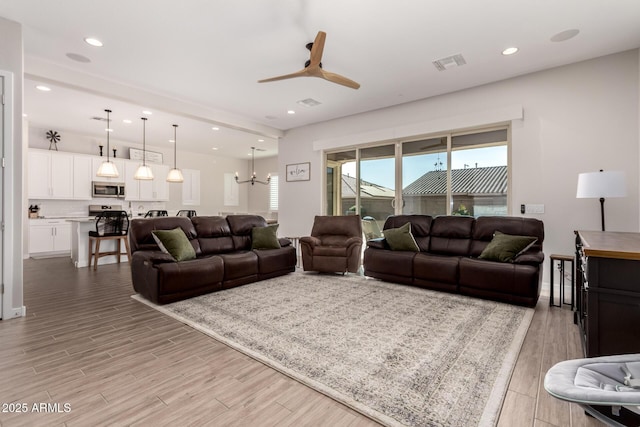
[134, 164, 154, 180]
[96, 160, 119, 178]
[166, 168, 184, 182]
[576, 171, 626, 198]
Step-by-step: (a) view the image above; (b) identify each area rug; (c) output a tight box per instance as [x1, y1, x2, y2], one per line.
[133, 272, 533, 427]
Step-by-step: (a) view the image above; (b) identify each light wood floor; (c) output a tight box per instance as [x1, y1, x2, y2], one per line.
[0, 258, 602, 426]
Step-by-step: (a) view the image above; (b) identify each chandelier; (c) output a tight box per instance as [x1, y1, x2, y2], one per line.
[235, 147, 270, 185]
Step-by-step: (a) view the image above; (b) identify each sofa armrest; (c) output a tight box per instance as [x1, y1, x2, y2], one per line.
[514, 251, 544, 265]
[366, 238, 388, 250]
[300, 236, 321, 248]
[132, 250, 175, 266]
[344, 236, 363, 248]
[278, 237, 291, 247]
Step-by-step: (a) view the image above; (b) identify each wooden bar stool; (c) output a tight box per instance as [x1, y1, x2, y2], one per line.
[88, 211, 131, 270]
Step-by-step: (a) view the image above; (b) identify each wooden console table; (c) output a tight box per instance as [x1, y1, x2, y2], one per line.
[575, 230, 640, 357]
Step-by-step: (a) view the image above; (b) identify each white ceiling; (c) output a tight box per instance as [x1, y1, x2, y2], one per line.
[3, 0, 640, 159]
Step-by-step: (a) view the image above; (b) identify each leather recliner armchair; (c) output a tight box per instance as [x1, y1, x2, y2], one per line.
[300, 215, 363, 273]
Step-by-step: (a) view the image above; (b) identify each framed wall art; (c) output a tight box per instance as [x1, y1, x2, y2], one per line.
[286, 162, 310, 182]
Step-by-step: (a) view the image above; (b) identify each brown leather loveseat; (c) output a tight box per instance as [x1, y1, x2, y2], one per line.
[129, 215, 296, 304]
[364, 215, 544, 307]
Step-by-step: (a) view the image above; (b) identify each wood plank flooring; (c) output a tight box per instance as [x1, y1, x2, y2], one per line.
[0, 258, 603, 426]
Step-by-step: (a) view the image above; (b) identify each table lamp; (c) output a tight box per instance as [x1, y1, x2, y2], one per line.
[576, 170, 626, 231]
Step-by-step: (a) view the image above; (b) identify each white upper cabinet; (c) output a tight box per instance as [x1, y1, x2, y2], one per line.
[28, 149, 74, 199]
[182, 169, 201, 206]
[125, 161, 169, 201]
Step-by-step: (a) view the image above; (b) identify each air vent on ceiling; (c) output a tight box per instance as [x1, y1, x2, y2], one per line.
[297, 98, 322, 107]
[90, 116, 108, 121]
[432, 54, 466, 71]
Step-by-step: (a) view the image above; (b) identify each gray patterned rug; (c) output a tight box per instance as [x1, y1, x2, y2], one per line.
[133, 272, 533, 426]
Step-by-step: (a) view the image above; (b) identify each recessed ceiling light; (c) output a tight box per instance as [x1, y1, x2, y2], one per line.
[502, 47, 519, 56]
[66, 53, 91, 63]
[105, 128, 113, 132]
[36, 85, 51, 92]
[211, 147, 218, 150]
[23, 113, 28, 117]
[212, 127, 219, 131]
[123, 119, 132, 124]
[169, 139, 175, 143]
[258, 139, 264, 142]
[287, 110, 296, 115]
[142, 110, 152, 115]
[84, 37, 103, 47]
[550, 29, 580, 43]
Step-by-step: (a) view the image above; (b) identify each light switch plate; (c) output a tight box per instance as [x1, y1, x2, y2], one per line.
[525, 204, 545, 214]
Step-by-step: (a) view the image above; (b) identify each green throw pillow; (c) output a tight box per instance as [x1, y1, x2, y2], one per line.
[478, 231, 537, 263]
[152, 227, 196, 262]
[384, 222, 420, 252]
[251, 224, 281, 250]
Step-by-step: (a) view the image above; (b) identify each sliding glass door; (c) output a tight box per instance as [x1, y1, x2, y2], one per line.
[325, 126, 509, 219]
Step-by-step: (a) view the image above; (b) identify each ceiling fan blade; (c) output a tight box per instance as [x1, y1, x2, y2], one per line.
[258, 69, 308, 83]
[309, 31, 326, 67]
[319, 70, 361, 89]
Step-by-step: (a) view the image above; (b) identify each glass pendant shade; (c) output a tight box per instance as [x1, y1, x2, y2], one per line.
[134, 164, 154, 180]
[166, 168, 184, 182]
[166, 124, 184, 182]
[96, 109, 119, 178]
[134, 117, 153, 180]
[96, 160, 119, 178]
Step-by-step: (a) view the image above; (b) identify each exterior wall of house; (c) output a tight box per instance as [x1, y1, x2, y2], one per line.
[278, 49, 640, 281]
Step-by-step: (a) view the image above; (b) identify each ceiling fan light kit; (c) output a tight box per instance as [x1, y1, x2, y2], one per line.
[258, 31, 360, 90]
[96, 109, 120, 178]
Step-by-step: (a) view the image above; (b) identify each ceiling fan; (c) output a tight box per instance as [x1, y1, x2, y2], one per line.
[258, 31, 360, 90]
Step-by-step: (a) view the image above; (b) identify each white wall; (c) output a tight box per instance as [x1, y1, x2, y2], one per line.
[278, 50, 640, 279]
[0, 17, 24, 318]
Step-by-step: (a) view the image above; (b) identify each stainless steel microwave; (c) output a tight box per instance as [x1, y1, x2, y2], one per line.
[92, 181, 125, 198]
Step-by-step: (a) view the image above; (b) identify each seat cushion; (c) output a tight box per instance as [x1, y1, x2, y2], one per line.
[314, 246, 348, 257]
[219, 251, 258, 280]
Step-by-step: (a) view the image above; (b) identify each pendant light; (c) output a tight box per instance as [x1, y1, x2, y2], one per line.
[166, 124, 184, 182]
[96, 109, 119, 178]
[134, 117, 154, 180]
[235, 147, 271, 185]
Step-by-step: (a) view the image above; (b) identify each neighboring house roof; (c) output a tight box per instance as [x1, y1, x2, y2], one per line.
[341, 174, 395, 199]
[403, 165, 507, 196]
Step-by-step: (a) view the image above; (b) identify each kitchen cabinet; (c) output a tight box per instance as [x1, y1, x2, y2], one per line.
[28, 149, 93, 200]
[28, 150, 73, 199]
[182, 168, 201, 205]
[125, 161, 169, 201]
[29, 219, 71, 255]
[91, 157, 125, 183]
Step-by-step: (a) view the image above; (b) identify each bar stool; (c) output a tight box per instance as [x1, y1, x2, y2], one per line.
[88, 211, 131, 270]
[144, 210, 168, 218]
[176, 210, 197, 218]
[549, 254, 574, 309]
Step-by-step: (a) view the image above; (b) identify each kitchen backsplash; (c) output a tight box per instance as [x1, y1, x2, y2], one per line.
[28, 199, 167, 218]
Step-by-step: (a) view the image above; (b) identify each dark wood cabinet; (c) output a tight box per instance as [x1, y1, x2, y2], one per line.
[575, 231, 640, 357]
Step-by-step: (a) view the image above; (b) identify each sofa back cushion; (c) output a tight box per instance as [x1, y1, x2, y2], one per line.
[383, 215, 432, 251]
[311, 215, 363, 245]
[226, 215, 268, 250]
[429, 216, 474, 256]
[192, 216, 235, 255]
[470, 216, 544, 257]
[129, 217, 199, 254]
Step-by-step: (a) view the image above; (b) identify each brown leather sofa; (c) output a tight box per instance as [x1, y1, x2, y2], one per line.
[129, 215, 296, 304]
[300, 215, 363, 273]
[364, 215, 544, 307]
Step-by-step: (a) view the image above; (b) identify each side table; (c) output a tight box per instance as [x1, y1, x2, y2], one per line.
[549, 254, 574, 309]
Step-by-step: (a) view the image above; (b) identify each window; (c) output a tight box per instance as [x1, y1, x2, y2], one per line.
[269, 174, 279, 211]
[325, 126, 509, 218]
